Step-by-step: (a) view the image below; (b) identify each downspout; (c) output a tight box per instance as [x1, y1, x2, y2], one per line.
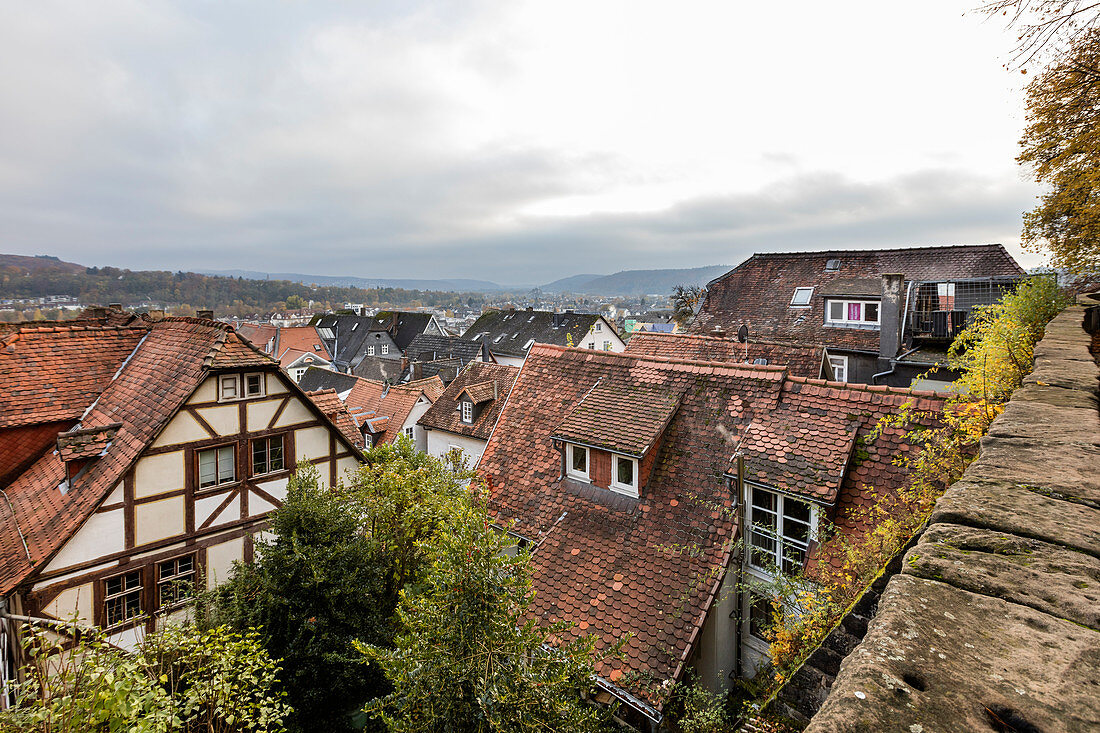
[732, 452, 747, 680]
[870, 346, 922, 386]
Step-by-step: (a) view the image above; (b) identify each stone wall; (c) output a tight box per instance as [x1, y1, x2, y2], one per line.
[803, 296, 1100, 732]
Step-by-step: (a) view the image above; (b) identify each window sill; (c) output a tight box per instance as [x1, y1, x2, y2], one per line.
[609, 483, 639, 497]
[823, 322, 880, 330]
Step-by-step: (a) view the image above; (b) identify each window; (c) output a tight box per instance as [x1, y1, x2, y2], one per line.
[292, 367, 306, 382]
[363, 434, 373, 449]
[104, 570, 143, 627]
[611, 455, 639, 496]
[825, 259, 841, 271]
[218, 374, 239, 401]
[748, 590, 772, 640]
[381, 344, 389, 355]
[566, 444, 589, 481]
[523, 339, 535, 350]
[828, 355, 848, 382]
[251, 436, 285, 476]
[404, 426, 415, 440]
[198, 445, 236, 489]
[791, 287, 814, 306]
[156, 555, 196, 608]
[595, 322, 602, 332]
[461, 401, 474, 423]
[244, 373, 264, 397]
[747, 487, 815, 575]
[602, 340, 611, 350]
[587, 343, 595, 350]
[825, 299, 880, 326]
[367, 345, 375, 356]
[318, 327, 334, 339]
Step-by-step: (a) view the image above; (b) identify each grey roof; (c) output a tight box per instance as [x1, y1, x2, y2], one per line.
[406, 334, 484, 364]
[462, 309, 601, 357]
[298, 367, 360, 394]
[313, 311, 438, 365]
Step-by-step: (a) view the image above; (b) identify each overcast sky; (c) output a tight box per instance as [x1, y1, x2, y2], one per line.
[0, 1, 1041, 285]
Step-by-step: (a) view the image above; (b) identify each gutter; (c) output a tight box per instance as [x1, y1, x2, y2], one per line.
[870, 346, 922, 386]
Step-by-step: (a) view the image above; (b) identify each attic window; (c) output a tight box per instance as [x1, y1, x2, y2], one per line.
[752, 358, 768, 366]
[219, 375, 239, 401]
[523, 339, 535, 350]
[352, 323, 359, 331]
[791, 287, 814, 306]
[528, 315, 535, 322]
[493, 335, 504, 343]
[244, 373, 264, 397]
[461, 401, 474, 423]
[313, 344, 321, 351]
[566, 444, 589, 481]
[825, 259, 841, 271]
[611, 456, 639, 497]
[318, 327, 334, 339]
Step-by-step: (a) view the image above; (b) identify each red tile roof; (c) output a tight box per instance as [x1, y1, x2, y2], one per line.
[626, 332, 827, 378]
[692, 244, 1025, 352]
[418, 361, 520, 441]
[459, 381, 497, 405]
[276, 326, 331, 361]
[405, 376, 446, 402]
[0, 325, 148, 428]
[477, 344, 946, 712]
[56, 423, 122, 462]
[551, 379, 682, 457]
[305, 389, 363, 449]
[737, 412, 858, 502]
[237, 323, 278, 353]
[339, 375, 442, 445]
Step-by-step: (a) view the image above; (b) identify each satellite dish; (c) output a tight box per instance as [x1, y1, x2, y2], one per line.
[737, 324, 749, 343]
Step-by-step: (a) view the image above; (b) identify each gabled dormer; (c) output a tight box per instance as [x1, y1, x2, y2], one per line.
[56, 422, 121, 490]
[550, 379, 681, 498]
[455, 380, 498, 424]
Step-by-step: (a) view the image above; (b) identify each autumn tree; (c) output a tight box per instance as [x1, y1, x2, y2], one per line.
[671, 284, 703, 328]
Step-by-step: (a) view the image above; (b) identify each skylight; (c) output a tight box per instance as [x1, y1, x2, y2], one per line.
[318, 327, 334, 339]
[825, 259, 841, 271]
[791, 287, 814, 306]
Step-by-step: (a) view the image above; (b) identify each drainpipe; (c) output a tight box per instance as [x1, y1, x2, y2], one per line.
[871, 346, 923, 386]
[733, 452, 746, 680]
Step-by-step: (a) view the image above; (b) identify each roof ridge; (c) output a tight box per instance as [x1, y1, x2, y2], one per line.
[744, 243, 1008, 260]
[632, 331, 824, 350]
[528, 342, 789, 377]
[784, 374, 949, 398]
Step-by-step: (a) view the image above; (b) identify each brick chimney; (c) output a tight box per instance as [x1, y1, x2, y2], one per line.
[879, 273, 904, 367]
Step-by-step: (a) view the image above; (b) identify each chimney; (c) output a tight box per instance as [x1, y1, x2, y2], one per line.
[148, 309, 165, 321]
[879, 273, 904, 364]
[108, 303, 122, 310]
[710, 326, 727, 338]
[197, 309, 214, 320]
[481, 338, 491, 361]
[89, 306, 107, 319]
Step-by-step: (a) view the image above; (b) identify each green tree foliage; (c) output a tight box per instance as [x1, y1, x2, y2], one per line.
[0, 623, 288, 733]
[204, 443, 476, 733]
[359, 496, 620, 733]
[1018, 29, 1100, 275]
[671, 284, 703, 328]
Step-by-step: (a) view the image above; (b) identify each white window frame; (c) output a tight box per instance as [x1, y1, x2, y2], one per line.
[381, 344, 389, 355]
[291, 367, 306, 383]
[367, 345, 375, 356]
[565, 444, 589, 481]
[594, 322, 602, 332]
[828, 355, 848, 382]
[602, 340, 611, 350]
[790, 287, 814, 306]
[218, 374, 240, 402]
[197, 445, 236, 490]
[746, 486, 817, 577]
[610, 455, 639, 497]
[461, 400, 474, 423]
[244, 372, 265, 397]
[825, 299, 880, 326]
[404, 426, 415, 440]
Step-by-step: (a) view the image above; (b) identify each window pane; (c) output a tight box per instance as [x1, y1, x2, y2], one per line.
[749, 594, 771, 639]
[199, 450, 216, 487]
[221, 377, 237, 398]
[750, 531, 775, 569]
[752, 488, 775, 511]
[782, 544, 807, 574]
[269, 439, 284, 472]
[106, 576, 122, 596]
[252, 440, 267, 474]
[785, 499, 810, 523]
[617, 457, 634, 485]
[246, 374, 262, 395]
[864, 303, 879, 322]
[847, 302, 861, 321]
[217, 446, 235, 483]
[785, 519, 810, 545]
[829, 301, 844, 321]
[571, 446, 586, 472]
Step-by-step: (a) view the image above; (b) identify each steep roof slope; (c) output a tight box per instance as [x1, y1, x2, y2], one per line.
[463, 309, 601, 357]
[405, 333, 484, 364]
[306, 389, 363, 449]
[418, 361, 520, 440]
[477, 345, 945, 712]
[692, 244, 1025, 351]
[276, 326, 330, 360]
[626, 332, 826, 378]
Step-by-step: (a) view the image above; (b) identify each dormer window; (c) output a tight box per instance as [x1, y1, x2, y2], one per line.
[825, 259, 841, 271]
[523, 339, 535, 350]
[461, 401, 474, 423]
[611, 456, 639, 497]
[367, 345, 375, 356]
[219, 375, 239, 400]
[244, 373, 264, 397]
[566, 444, 589, 481]
[381, 344, 389, 354]
[791, 287, 814, 306]
[594, 322, 602, 332]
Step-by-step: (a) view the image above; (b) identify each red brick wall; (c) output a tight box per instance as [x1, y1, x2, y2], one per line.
[591, 448, 612, 489]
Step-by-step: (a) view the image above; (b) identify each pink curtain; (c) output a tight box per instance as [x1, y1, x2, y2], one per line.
[848, 302, 861, 321]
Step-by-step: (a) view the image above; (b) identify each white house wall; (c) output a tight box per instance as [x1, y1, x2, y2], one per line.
[425, 430, 487, 466]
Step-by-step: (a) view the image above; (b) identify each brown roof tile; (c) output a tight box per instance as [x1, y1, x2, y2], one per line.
[305, 389, 363, 449]
[418, 361, 520, 441]
[626, 332, 826, 378]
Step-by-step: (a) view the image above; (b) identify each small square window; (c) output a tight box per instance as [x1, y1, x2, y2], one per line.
[245, 373, 264, 397]
[864, 303, 879, 323]
[829, 301, 845, 321]
[219, 375, 239, 400]
[405, 426, 414, 440]
[367, 345, 375, 356]
[595, 322, 602, 331]
[381, 344, 389, 354]
[791, 287, 813, 306]
[251, 436, 285, 476]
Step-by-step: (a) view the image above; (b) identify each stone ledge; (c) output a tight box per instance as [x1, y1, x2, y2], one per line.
[804, 575, 1100, 733]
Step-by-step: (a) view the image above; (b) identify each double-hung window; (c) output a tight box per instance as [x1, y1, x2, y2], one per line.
[198, 445, 236, 489]
[251, 436, 285, 476]
[104, 570, 144, 628]
[157, 555, 196, 608]
[747, 487, 815, 575]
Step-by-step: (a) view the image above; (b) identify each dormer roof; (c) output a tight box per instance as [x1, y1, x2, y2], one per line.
[458, 381, 496, 405]
[626, 332, 827, 379]
[417, 361, 520, 440]
[56, 423, 122, 462]
[551, 379, 681, 458]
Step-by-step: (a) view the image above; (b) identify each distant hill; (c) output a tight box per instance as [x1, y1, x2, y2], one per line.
[201, 269, 506, 293]
[0, 253, 85, 274]
[541, 265, 731, 296]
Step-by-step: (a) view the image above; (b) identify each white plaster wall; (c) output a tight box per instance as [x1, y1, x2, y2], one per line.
[44, 509, 125, 573]
[196, 404, 240, 435]
[134, 495, 185, 547]
[425, 430, 486, 465]
[42, 583, 95, 625]
[266, 374, 288, 395]
[151, 411, 209, 448]
[134, 451, 184, 499]
[195, 491, 240, 528]
[187, 377, 217, 405]
[246, 399, 283, 432]
[336, 456, 361, 485]
[491, 353, 524, 368]
[404, 398, 433, 452]
[692, 562, 740, 695]
[256, 476, 290, 503]
[295, 425, 330, 463]
[274, 398, 313, 429]
[205, 537, 244, 589]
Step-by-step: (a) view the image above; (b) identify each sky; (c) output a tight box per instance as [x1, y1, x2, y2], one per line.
[0, 1, 1043, 286]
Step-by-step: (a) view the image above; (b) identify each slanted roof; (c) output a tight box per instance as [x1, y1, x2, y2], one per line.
[276, 326, 330, 360]
[458, 381, 496, 405]
[418, 361, 520, 441]
[478, 344, 946, 714]
[305, 389, 362, 449]
[405, 375, 446, 402]
[692, 244, 1025, 353]
[298, 367, 360, 395]
[405, 333, 483, 364]
[626, 332, 826, 378]
[463, 309, 601, 357]
[237, 323, 278, 354]
[314, 311, 437, 357]
[551, 379, 682, 458]
[300, 372, 441, 445]
[736, 412, 859, 502]
[56, 423, 121, 462]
